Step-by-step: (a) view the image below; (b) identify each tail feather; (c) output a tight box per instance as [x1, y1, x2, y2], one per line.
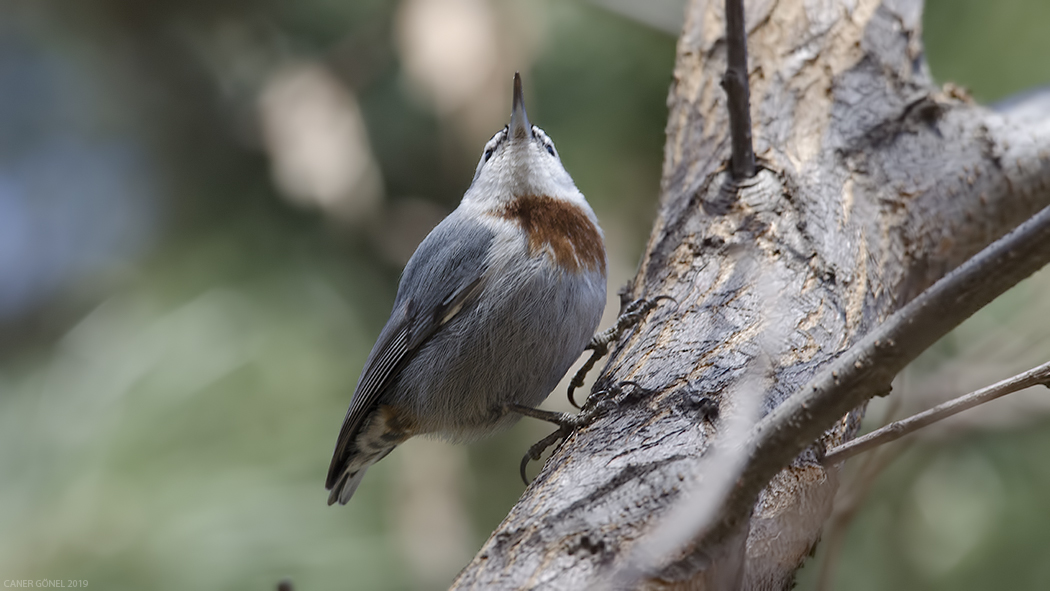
[327, 468, 369, 505]
[327, 418, 402, 505]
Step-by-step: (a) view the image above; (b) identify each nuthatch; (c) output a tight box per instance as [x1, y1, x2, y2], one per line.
[326, 73, 607, 504]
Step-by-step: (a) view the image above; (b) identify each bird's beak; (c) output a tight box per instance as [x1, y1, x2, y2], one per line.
[509, 72, 531, 142]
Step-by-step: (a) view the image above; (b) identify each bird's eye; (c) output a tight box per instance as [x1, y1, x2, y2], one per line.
[483, 148, 494, 162]
[545, 144, 556, 157]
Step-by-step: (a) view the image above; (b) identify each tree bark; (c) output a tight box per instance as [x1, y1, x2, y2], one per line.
[451, 0, 1050, 589]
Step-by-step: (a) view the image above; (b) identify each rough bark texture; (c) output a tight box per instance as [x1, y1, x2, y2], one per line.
[451, 0, 1050, 589]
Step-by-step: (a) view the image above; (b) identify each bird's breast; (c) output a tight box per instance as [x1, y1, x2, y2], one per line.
[492, 194, 606, 275]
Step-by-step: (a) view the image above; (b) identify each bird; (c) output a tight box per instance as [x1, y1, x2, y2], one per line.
[325, 73, 607, 505]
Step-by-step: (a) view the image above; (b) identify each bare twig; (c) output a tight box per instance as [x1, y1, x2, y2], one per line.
[823, 360, 1050, 465]
[722, 0, 755, 179]
[692, 203, 1050, 558]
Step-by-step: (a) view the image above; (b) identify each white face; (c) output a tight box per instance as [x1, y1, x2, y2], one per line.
[462, 124, 586, 209]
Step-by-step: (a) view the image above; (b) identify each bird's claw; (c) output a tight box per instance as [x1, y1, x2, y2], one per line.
[567, 295, 676, 408]
[515, 381, 650, 484]
[519, 428, 571, 485]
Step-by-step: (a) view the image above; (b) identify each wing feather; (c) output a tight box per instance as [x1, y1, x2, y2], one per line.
[326, 214, 495, 491]
[325, 317, 411, 489]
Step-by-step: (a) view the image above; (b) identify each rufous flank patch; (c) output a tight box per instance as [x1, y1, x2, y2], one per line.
[376, 404, 417, 441]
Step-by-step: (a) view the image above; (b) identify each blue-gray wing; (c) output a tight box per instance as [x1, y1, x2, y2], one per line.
[325, 213, 495, 490]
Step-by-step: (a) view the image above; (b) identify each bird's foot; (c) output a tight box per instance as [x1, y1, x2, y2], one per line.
[567, 295, 676, 408]
[509, 381, 651, 484]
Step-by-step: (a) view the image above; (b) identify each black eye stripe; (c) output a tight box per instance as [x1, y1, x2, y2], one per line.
[481, 127, 557, 163]
[481, 129, 508, 164]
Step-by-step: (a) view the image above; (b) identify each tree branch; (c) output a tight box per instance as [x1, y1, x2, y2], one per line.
[722, 0, 755, 179]
[822, 360, 1050, 465]
[450, 1, 1050, 587]
[694, 203, 1050, 557]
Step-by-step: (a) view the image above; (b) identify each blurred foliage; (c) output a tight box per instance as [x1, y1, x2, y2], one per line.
[0, 1, 674, 589]
[0, 0, 1047, 590]
[924, 0, 1050, 103]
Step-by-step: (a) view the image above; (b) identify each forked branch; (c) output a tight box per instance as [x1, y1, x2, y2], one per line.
[695, 203, 1050, 556]
[450, 0, 1050, 586]
[823, 360, 1050, 465]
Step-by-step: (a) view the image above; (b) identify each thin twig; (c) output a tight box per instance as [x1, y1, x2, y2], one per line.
[723, 0, 756, 179]
[823, 360, 1050, 465]
[690, 203, 1050, 560]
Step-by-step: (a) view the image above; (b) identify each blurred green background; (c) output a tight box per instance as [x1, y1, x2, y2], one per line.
[0, 1, 1048, 590]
